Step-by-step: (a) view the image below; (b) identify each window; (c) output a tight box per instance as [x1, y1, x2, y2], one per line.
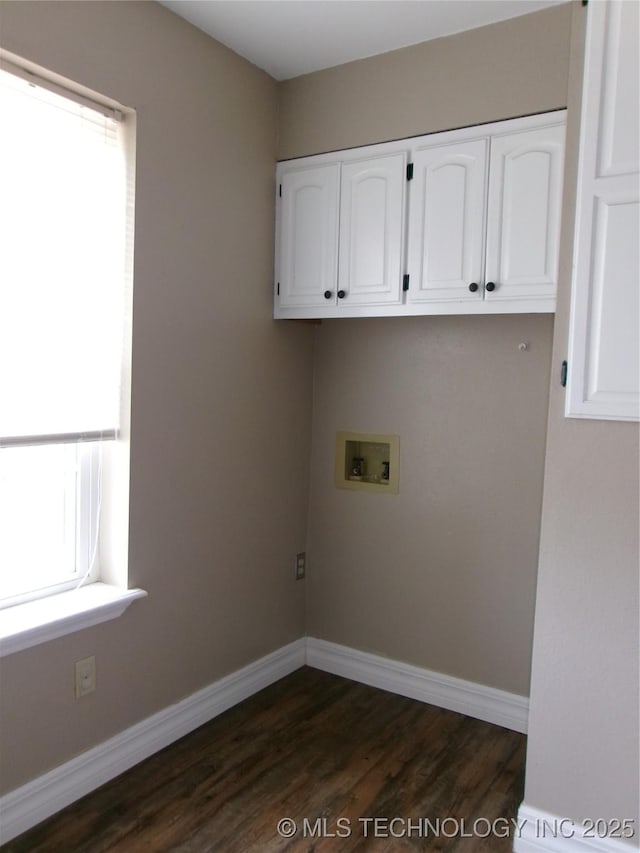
[0, 443, 100, 603]
[0, 59, 135, 612]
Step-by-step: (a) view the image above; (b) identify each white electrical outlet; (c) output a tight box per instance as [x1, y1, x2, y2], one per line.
[75, 656, 96, 698]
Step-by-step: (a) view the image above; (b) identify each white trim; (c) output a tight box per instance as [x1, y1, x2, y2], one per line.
[4, 638, 636, 850]
[0, 636, 530, 843]
[305, 637, 528, 734]
[0, 638, 306, 844]
[0, 584, 148, 657]
[514, 803, 638, 852]
[274, 296, 556, 320]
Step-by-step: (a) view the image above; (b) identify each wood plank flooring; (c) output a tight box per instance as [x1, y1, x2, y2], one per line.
[2, 667, 526, 852]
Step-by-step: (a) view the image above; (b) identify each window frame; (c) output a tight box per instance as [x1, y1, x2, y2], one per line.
[0, 441, 103, 610]
[0, 51, 145, 652]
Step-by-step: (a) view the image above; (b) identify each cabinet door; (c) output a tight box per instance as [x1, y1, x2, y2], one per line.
[277, 164, 339, 309]
[485, 123, 565, 302]
[338, 153, 406, 306]
[406, 139, 487, 303]
[566, 0, 639, 420]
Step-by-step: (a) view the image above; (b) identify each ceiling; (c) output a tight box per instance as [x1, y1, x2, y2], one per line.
[158, 1, 567, 81]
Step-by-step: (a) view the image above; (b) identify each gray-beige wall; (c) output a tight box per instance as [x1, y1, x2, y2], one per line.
[278, 4, 572, 159]
[280, 0, 639, 830]
[0, 0, 313, 793]
[281, 2, 572, 697]
[524, 2, 639, 828]
[1, 0, 637, 835]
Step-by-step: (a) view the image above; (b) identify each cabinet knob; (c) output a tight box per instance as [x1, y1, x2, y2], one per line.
[324, 290, 333, 300]
[468, 282, 479, 292]
[485, 281, 496, 292]
[337, 290, 346, 299]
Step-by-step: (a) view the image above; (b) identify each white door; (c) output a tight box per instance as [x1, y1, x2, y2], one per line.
[277, 164, 340, 309]
[566, 0, 639, 421]
[406, 139, 487, 303]
[338, 153, 406, 306]
[485, 123, 565, 302]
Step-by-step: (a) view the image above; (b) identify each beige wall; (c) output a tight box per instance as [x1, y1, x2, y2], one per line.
[524, 2, 639, 826]
[282, 5, 572, 697]
[278, 3, 572, 159]
[2, 0, 635, 833]
[0, 1, 313, 793]
[306, 315, 553, 694]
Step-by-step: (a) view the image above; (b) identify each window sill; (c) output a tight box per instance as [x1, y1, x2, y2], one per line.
[0, 583, 147, 657]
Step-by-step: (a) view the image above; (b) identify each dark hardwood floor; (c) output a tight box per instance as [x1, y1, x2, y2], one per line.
[3, 667, 526, 852]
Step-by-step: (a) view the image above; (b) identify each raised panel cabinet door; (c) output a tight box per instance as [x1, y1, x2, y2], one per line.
[485, 123, 565, 302]
[277, 164, 340, 309]
[407, 139, 488, 303]
[566, 0, 639, 421]
[338, 153, 406, 306]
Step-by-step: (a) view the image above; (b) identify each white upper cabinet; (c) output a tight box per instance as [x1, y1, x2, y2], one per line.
[485, 123, 565, 303]
[276, 164, 339, 310]
[274, 111, 566, 319]
[407, 139, 488, 303]
[405, 114, 565, 311]
[566, 0, 639, 421]
[338, 153, 406, 307]
[275, 149, 406, 317]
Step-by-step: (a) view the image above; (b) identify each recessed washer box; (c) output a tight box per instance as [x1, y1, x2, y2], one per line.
[335, 431, 399, 494]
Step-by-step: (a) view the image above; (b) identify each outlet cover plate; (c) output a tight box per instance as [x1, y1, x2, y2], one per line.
[75, 655, 96, 698]
[295, 552, 306, 580]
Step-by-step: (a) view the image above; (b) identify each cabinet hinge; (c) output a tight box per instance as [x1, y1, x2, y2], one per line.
[560, 360, 568, 387]
[402, 274, 410, 292]
[406, 163, 414, 181]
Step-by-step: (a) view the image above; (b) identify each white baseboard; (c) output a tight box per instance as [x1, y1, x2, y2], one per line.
[514, 804, 638, 852]
[0, 638, 305, 845]
[0, 635, 530, 845]
[306, 637, 529, 734]
[3, 638, 635, 852]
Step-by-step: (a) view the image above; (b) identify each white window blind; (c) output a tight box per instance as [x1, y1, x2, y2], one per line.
[0, 66, 127, 446]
